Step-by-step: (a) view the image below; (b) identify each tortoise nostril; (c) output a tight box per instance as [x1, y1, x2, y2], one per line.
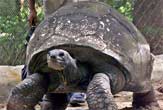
[59, 52, 64, 57]
[48, 51, 51, 56]
[48, 51, 56, 59]
[51, 55, 56, 59]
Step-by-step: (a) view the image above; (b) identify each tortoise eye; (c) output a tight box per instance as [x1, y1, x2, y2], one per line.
[59, 52, 64, 57]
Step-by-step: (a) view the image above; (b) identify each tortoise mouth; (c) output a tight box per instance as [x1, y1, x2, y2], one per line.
[47, 54, 65, 71]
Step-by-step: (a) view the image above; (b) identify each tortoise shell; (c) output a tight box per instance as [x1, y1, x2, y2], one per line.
[26, 1, 153, 93]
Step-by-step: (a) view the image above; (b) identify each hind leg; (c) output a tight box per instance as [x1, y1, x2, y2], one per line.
[87, 73, 118, 110]
[132, 88, 160, 110]
[40, 93, 68, 110]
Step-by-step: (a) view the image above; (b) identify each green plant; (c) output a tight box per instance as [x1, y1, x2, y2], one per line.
[107, 0, 133, 21]
[0, 1, 44, 65]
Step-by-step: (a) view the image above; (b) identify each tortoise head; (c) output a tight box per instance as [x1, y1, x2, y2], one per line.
[47, 49, 74, 71]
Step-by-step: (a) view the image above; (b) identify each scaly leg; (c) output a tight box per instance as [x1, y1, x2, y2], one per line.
[87, 73, 118, 110]
[7, 73, 49, 110]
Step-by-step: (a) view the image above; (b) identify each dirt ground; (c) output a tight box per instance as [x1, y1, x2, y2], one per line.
[0, 55, 163, 110]
[0, 77, 163, 110]
[0, 80, 163, 110]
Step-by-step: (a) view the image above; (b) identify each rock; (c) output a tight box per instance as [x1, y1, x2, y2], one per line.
[0, 65, 22, 103]
[152, 55, 163, 81]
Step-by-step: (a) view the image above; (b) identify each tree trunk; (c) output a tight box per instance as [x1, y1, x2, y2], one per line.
[133, 0, 163, 55]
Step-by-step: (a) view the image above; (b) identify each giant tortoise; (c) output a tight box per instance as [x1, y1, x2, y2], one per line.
[7, 1, 160, 110]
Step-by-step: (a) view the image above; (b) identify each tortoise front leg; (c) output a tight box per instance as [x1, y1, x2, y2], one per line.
[7, 73, 49, 110]
[87, 73, 118, 110]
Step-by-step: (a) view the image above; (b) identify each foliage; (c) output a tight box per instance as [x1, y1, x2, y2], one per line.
[107, 0, 134, 21]
[0, 1, 44, 65]
[0, 0, 19, 16]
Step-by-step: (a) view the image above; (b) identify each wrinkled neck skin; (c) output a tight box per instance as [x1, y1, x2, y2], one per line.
[61, 58, 88, 87]
[64, 57, 78, 74]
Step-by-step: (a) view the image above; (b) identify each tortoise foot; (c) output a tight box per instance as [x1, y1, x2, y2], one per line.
[87, 73, 118, 110]
[132, 89, 160, 110]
